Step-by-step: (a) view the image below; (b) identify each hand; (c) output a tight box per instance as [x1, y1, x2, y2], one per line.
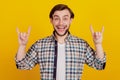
[16, 27, 31, 46]
[90, 25, 104, 45]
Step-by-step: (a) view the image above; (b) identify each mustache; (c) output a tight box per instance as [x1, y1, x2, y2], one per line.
[56, 25, 67, 28]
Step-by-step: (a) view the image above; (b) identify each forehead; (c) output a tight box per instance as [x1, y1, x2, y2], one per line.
[53, 9, 70, 17]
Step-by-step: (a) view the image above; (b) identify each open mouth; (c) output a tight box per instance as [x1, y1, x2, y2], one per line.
[58, 27, 65, 29]
[55, 25, 69, 36]
[57, 25, 67, 31]
[57, 27, 66, 32]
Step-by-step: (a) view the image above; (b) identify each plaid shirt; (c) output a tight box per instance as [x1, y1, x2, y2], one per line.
[15, 33, 106, 80]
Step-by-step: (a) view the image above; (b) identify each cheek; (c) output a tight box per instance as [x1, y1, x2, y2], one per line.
[65, 21, 71, 26]
[53, 21, 59, 26]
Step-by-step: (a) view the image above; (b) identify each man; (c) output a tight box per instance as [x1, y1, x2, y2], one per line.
[15, 4, 106, 80]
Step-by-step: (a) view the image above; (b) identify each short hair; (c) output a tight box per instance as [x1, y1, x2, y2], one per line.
[49, 4, 74, 19]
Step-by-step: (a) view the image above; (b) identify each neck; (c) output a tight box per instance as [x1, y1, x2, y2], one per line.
[55, 32, 68, 44]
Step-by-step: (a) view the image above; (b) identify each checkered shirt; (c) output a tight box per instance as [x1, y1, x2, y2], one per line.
[15, 33, 106, 80]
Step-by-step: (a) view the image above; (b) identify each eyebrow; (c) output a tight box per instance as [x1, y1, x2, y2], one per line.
[53, 15, 59, 17]
[53, 15, 69, 18]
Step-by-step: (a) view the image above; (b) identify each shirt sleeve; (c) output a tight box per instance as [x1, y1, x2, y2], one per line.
[15, 42, 39, 70]
[85, 42, 106, 70]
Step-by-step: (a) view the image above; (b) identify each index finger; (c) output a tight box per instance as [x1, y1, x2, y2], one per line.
[16, 27, 20, 34]
[101, 26, 104, 34]
[27, 27, 31, 36]
[90, 25, 94, 34]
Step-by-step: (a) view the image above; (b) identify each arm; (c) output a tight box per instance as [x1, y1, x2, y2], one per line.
[16, 27, 31, 60]
[90, 25, 105, 59]
[15, 27, 38, 70]
[85, 25, 106, 70]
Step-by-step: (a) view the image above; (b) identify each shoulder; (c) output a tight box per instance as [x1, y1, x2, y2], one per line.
[33, 35, 53, 45]
[69, 35, 91, 48]
[70, 35, 87, 43]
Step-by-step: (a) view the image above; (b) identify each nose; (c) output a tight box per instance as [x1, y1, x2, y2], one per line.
[59, 19, 64, 25]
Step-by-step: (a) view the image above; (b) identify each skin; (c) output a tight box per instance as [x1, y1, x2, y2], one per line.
[16, 9, 104, 60]
[50, 9, 72, 44]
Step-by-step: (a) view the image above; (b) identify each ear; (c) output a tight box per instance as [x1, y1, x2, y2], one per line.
[50, 18, 53, 24]
[70, 18, 73, 24]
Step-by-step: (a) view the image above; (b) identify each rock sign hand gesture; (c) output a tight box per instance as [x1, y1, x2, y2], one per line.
[16, 27, 31, 46]
[90, 25, 104, 45]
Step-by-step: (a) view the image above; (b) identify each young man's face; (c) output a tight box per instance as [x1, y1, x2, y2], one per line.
[50, 9, 73, 36]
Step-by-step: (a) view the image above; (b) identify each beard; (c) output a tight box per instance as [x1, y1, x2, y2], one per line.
[53, 24, 70, 36]
[54, 29, 69, 36]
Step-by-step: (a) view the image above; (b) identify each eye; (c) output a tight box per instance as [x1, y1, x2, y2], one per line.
[63, 17, 68, 21]
[54, 17, 59, 21]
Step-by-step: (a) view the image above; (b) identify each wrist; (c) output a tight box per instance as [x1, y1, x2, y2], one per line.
[19, 45, 26, 49]
[94, 43, 102, 47]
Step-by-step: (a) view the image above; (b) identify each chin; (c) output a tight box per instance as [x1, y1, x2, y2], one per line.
[58, 32, 67, 36]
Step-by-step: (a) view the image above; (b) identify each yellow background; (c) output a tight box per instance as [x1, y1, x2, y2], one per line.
[0, 0, 119, 80]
